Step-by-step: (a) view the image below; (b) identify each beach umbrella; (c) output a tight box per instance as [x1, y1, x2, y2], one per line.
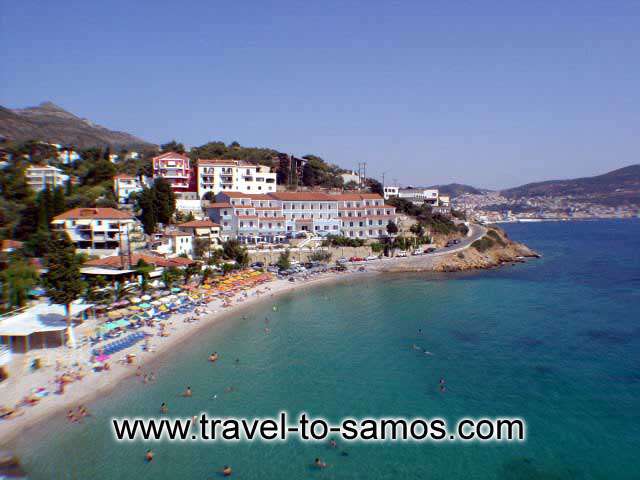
[141, 295, 152, 301]
[139, 303, 152, 309]
[130, 297, 141, 304]
[151, 300, 162, 306]
[171, 287, 181, 293]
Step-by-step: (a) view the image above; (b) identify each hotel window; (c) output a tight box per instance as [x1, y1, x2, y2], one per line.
[332, 225, 338, 230]
[369, 230, 373, 235]
[240, 222, 244, 227]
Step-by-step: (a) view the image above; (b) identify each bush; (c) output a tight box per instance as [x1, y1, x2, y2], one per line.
[309, 250, 332, 262]
[471, 237, 495, 252]
[487, 229, 506, 246]
[322, 235, 365, 248]
[370, 242, 384, 253]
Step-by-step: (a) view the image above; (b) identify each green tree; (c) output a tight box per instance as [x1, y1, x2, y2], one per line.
[43, 232, 85, 346]
[153, 178, 176, 225]
[193, 237, 211, 260]
[135, 259, 154, 293]
[409, 223, 425, 238]
[386, 220, 399, 236]
[182, 263, 200, 285]
[277, 249, 291, 270]
[135, 187, 158, 234]
[0, 255, 39, 309]
[52, 186, 66, 216]
[161, 266, 181, 289]
[83, 159, 116, 186]
[160, 140, 186, 154]
[222, 239, 248, 266]
[200, 266, 214, 286]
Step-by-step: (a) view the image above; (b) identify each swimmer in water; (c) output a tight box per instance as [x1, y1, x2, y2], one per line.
[160, 402, 168, 414]
[264, 327, 271, 334]
[235, 358, 240, 364]
[209, 352, 219, 362]
[439, 377, 445, 385]
[329, 439, 337, 448]
[440, 384, 446, 392]
[145, 450, 154, 462]
[222, 465, 232, 476]
[182, 386, 192, 397]
[314, 458, 327, 469]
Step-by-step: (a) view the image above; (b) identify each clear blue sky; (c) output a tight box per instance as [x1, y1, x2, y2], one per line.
[1, 1, 639, 189]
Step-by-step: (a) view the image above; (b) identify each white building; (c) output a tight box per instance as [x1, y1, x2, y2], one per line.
[384, 186, 451, 215]
[340, 170, 361, 185]
[161, 232, 194, 257]
[57, 149, 81, 165]
[197, 159, 277, 199]
[113, 174, 147, 204]
[205, 191, 396, 243]
[51, 207, 136, 257]
[26, 165, 69, 191]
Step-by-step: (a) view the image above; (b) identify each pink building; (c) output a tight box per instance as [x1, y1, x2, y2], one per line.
[152, 152, 196, 197]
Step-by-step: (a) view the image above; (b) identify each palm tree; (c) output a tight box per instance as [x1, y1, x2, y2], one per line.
[113, 281, 135, 301]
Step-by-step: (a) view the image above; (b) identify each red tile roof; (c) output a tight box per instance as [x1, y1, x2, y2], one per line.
[85, 253, 194, 269]
[333, 193, 384, 201]
[152, 152, 190, 161]
[220, 192, 273, 200]
[53, 208, 134, 221]
[269, 192, 335, 201]
[177, 219, 220, 228]
[205, 202, 233, 209]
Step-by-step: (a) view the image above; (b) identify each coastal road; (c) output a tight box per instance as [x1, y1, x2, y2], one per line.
[366, 222, 488, 271]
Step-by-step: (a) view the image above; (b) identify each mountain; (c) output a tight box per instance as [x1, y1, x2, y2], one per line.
[0, 101, 155, 150]
[501, 165, 640, 206]
[428, 183, 484, 197]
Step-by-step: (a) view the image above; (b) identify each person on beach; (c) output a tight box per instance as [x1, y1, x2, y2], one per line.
[66, 409, 76, 422]
[314, 458, 327, 469]
[78, 405, 90, 417]
[182, 386, 192, 397]
[160, 402, 168, 414]
[145, 450, 154, 462]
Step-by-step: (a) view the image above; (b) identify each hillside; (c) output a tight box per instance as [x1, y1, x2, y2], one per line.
[0, 102, 154, 150]
[501, 165, 640, 206]
[428, 183, 483, 197]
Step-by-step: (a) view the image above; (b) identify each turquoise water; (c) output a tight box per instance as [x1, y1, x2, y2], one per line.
[12, 220, 640, 479]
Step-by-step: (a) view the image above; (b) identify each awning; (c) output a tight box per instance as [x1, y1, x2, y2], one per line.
[0, 301, 93, 336]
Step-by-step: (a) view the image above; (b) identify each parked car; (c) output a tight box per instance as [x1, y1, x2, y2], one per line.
[349, 256, 365, 262]
[365, 255, 379, 261]
[396, 251, 408, 257]
[425, 247, 436, 253]
[412, 249, 424, 256]
[250, 262, 264, 268]
[337, 257, 348, 264]
[453, 239, 461, 245]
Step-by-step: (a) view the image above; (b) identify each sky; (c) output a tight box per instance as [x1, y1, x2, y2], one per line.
[1, 0, 639, 189]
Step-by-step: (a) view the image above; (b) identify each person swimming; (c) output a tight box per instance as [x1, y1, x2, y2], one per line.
[439, 377, 445, 385]
[160, 402, 168, 414]
[440, 384, 446, 392]
[329, 439, 337, 448]
[145, 450, 154, 462]
[182, 386, 192, 397]
[66, 409, 76, 422]
[209, 352, 219, 362]
[314, 458, 327, 469]
[222, 465, 232, 476]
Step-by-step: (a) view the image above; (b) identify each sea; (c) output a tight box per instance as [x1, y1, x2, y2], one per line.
[10, 219, 640, 479]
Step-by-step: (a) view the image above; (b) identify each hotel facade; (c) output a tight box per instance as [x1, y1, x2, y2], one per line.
[51, 207, 136, 256]
[197, 159, 277, 198]
[205, 192, 396, 244]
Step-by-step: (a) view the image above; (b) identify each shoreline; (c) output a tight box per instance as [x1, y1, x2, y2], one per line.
[0, 269, 374, 447]
[0, 230, 537, 448]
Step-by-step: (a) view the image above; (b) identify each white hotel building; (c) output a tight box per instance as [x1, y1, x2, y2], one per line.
[51, 207, 136, 256]
[197, 159, 277, 198]
[26, 165, 69, 191]
[205, 192, 396, 244]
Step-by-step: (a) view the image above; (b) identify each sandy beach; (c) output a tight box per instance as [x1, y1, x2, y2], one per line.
[0, 267, 372, 446]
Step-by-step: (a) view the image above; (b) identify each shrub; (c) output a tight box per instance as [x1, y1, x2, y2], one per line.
[471, 236, 495, 252]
